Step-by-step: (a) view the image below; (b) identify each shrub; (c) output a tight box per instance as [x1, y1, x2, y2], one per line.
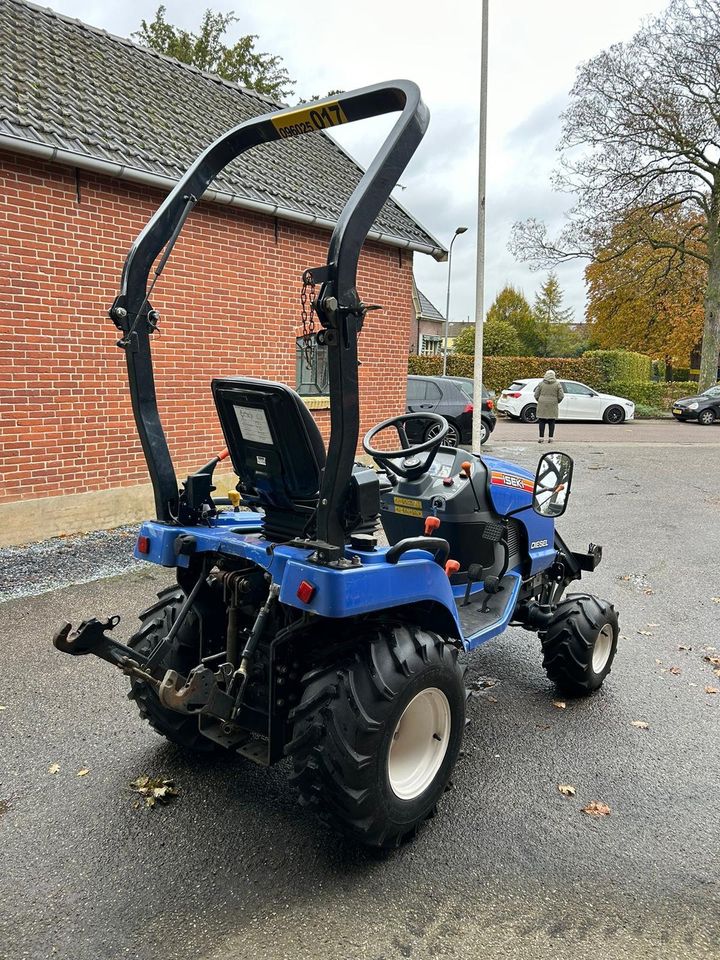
[606, 380, 697, 407]
[633, 403, 671, 420]
[408, 354, 607, 393]
[584, 350, 652, 382]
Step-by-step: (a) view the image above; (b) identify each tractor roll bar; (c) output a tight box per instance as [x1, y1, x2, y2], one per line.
[109, 80, 429, 544]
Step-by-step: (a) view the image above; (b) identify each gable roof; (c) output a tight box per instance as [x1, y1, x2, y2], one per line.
[0, 0, 446, 260]
[412, 277, 445, 323]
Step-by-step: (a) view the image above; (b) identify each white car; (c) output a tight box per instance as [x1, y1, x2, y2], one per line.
[497, 378, 635, 424]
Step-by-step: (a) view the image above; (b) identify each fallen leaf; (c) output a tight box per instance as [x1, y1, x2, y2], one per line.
[486, 695, 498, 703]
[655, 658, 663, 665]
[678, 645, 692, 651]
[581, 801, 611, 817]
[711, 598, 720, 603]
[713, 668, 720, 679]
[48, 763, 60, 774]
[669, 666, 682, 676]
[705, 686, 719, 695]
[130, 775, 179, 808]
[643, 588, 655, 595]
[631, 720, 650, 730]
[0, 706, 6, 711]
[552, 700, 566, 710]
[638, 630, 653, 636]
[77, 768, 90, 777]
[704, 656, 720, 665]
[558, 784, 576, 797]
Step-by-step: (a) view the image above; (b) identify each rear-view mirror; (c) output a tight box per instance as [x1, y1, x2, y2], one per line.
[533, 452, 574, 518]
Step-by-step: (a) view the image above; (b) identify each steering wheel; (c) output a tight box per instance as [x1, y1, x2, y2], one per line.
[362, 413, 449, 480]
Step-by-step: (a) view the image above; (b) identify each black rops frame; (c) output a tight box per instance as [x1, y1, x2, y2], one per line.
[109, 80, 429, 549]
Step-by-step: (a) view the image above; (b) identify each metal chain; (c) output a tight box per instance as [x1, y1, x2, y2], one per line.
[300, 270, 316, 365]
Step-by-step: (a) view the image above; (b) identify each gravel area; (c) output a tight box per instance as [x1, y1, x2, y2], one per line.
[0, 526, 145, 602]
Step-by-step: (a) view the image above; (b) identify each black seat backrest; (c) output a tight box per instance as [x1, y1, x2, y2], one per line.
[212, 378, 326, 510]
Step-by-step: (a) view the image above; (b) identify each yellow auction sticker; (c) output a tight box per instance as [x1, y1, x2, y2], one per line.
[394, 506, 423, 518]
[393, 497, 422, 509]
[271, 101, 348, 139]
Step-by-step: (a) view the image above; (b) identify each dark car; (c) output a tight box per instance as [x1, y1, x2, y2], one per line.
[671, 385, 720, 425]
[406, 375, 497, 446]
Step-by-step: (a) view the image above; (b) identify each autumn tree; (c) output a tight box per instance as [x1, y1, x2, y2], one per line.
[133, 6, 293, 98]
[452, 324, 477, 355]
[586, 209, 705, 362]
[512, 0, 720, 389]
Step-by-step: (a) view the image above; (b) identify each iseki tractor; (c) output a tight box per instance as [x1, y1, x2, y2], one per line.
[54, 81, 619, 847]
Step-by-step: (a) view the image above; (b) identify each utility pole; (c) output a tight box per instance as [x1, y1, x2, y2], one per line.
[441, 226, 468, 375]
[471, 0, 489, 451]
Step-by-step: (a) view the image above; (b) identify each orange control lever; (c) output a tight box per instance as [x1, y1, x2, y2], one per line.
[424, 515, 441, 535]
[445, 559, 461, 577]
[217, 448, 230, 462]
[460, 460, 472, 478]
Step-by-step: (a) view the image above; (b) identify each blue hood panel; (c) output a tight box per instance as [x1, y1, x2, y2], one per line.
[482, 455, 535, 516]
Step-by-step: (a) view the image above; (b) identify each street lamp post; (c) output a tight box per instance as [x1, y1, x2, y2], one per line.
[471, 0, 489, 451]
[441, 226, 468, 375]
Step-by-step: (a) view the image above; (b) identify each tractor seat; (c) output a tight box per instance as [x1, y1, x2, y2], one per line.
[212, 377, 326, 513]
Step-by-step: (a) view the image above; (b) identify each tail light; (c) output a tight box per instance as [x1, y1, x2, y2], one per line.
[507, 391, 522, 398]
[463, 403, 473, 413]
[486, 399, 494, 410]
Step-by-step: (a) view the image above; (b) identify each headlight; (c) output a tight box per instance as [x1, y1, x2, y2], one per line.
[689, 402, 699, 410]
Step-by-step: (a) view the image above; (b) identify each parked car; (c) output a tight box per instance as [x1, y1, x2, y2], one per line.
[406, 375, 496, 445]
[671, 385, 720, 425]
[497, 378, 635, 424]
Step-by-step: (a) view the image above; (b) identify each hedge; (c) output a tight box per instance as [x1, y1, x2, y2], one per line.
[408, 350, 652, 399]
[606, 380, 697, 406]
[408, 354, 607, 393]
[584, 350, 652, 382]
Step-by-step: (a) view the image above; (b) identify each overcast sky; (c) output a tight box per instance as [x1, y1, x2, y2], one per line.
[50, 0, 668, 325]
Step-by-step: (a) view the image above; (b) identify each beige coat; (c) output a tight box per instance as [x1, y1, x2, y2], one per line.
[533, 376, 564, 419]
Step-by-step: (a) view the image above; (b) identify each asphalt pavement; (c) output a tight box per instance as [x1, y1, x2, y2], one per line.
[1, 420, 719, 960]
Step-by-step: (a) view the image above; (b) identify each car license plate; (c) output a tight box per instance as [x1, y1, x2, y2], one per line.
[672, 407, 683, 415]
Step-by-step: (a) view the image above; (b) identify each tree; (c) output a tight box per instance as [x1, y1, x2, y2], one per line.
[586, 209, 705, 362]
[486, 285, 536, 354]
[452, 320, 522, 356]
[133, 6, 294, 99]
[532, 273, 580, 356]
[511, 0, 720, 389]
[452, 325, 476, 355]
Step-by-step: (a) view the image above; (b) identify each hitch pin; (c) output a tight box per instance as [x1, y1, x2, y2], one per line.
[118, 657, 160, 687]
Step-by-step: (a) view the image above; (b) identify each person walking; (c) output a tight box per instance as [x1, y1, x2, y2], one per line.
[533, 370, 564, 443]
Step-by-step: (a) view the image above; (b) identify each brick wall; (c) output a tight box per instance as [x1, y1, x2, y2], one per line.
[0, 150, 414, 510]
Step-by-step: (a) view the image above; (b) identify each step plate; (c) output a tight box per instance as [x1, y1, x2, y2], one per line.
[458, 574, 521, 650]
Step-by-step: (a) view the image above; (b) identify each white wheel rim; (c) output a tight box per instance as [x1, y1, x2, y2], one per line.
[592, 623, 614, 673]
[388, 688, 451, 801]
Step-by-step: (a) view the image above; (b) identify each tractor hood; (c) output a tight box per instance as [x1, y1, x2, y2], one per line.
[483, 455, 535, 516]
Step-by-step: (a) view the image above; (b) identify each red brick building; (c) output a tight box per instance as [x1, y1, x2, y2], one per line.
[0, 0, 445, 545]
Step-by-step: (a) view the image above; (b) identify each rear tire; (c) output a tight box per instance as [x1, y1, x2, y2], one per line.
[286, 624, 465, 847]
[520, 404, 537, 423]
[479, 419, 489, 444]
[425, 420, 459, 447]
[603, 405, 625, 424]
[699, 409, 717, 425]
[127, 586, 220, 753]
[540, 594, 619, 696]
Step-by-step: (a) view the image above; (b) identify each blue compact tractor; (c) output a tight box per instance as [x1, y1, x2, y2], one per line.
[54, 81, 618, 847]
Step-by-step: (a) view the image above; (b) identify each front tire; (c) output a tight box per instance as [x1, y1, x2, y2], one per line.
[127, 586, 220, 753]
[479, 419, 489, 444]
[287, 625, 465, 847]
[520, 404, 537, 423]
[699, 409, 717, 425]
[603, 405, 625, 424]
[540, 594, 619, 696]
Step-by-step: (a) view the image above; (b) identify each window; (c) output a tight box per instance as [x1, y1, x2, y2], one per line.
[407, 378, 427, 402]
[420, 334, 442, 356]
[561, 381, 595, 396]
[296, 335, 329, 397]
[425, 381, 442, 401]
